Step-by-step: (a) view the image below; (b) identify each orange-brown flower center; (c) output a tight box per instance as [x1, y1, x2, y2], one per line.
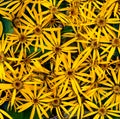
[52, 98, 61, 107]
[12, 80, 23, 90]
[98, 107, 107, 116]
[67, 70, 73, 76]
[113, 85, 120, 94]
[53, 45, 62, 54]
[13, 17, 21, 27]
[96, 17, 106, 27]
[19, 34, 27, 42]
[90, 40, 100, 49]
[34, 25, 42, 35]
[112, 38, 120, 47]
[50, 6, 58, 14]
[33, 98, 39, 104]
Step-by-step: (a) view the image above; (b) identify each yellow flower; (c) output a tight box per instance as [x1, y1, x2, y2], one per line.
[42, 0, 69, 25]
[84, 99, 120, 119]
[101, 69, 120, 110]
[49, 84, 76, 119]
[17, 84, 53, 119]
[52, 52, 91, 104]
[101, 25, 120, 62]
[14, 51, 41, 73]
[83, 7, 120, 39]
[20, 5, 60, 52]
[0, 68, 35, 107]
[39, 28, 77, 64]
[6, 27, 36, 59]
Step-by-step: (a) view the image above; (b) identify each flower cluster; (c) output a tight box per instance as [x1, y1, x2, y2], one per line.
[0, 0, 120, 119]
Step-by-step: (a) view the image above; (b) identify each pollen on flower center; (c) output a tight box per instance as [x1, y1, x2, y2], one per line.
[19, 34, 27, 42]
[112, 38, 120, 47]
[33, 98, 39, 104]
[69, 8, 78, 16]
[53, 45, 62, 54]
[50, 6, 58, 14]
[96, 17, 106, 27]
[67, 70, 73, 76]
[90, 40, 100, 49]
[52, 98, 61, 107]
[13, 17, 21, 27]
[34, 25, 42, 35]
[98, 107, 107, 116]
[113, 85, 120, 94]
[12, 80, 23, 90]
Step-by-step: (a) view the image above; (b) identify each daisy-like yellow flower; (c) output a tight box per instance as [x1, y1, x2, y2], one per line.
[6, 26, 36, 59]
[14, 51, 41, 73]
[83, 7, 120, 38]
[83, 99, 120, 119]
[49, 84, 76, 119]
[101, 69, 120, 110]
[17, 84, 53, 119]
[101, 25, 120, 62]
[66, 2, 82, 25]
[52, 52, 91, 104]
[42, 0, 69, 25]
[39, 28, 77, 64]
[0, 68, 36, 107]
[3, 12, 23, 28]
[85, 72, 108, 104]
[20, 5, 61, 52]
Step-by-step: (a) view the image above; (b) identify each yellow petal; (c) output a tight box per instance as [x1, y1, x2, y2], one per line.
[0, 109, 12, 119]
[0, 21, 3, 37]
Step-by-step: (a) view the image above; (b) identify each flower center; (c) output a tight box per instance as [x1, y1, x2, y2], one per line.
[12, 80, 23, 90]
[33, 98, 39, 104]
[96, 17, 106, 27]
[50, 6, 58, 14]
[99, 64, 109, 70]
[53, 45, 62, 54]
[113, 85, 120, 94]
[98, 107, 107, 116]
[90, 40, 100, 49]
[52, 98, 61, 107]
[19, 34, 27, 42]
[13, 17, 21, 27]
[34, 25, 42, 35]
[67, 70, 73, 76]
[112, 38, 120, 47]
[69, 8, 78, 16]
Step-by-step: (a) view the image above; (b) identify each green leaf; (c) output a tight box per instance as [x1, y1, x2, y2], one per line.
[0, 16, 13, 34]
